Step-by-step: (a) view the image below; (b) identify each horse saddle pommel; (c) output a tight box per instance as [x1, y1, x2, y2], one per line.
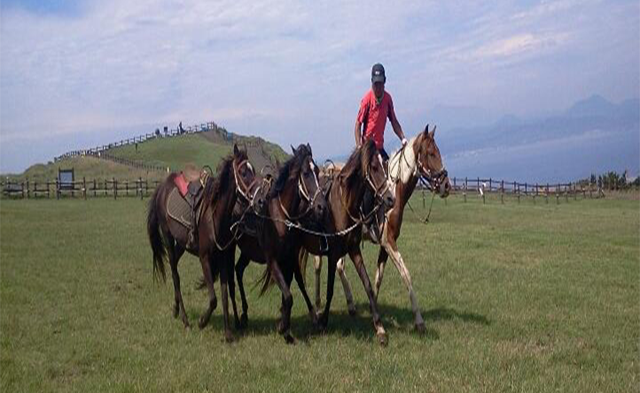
[174, 164, 205, 199]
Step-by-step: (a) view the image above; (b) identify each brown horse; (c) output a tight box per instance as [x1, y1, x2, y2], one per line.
[311, 125, 451, 332]
[147, 145, 261, 341]
[248, 143, 327, 343]
[299, 139, 395, 345]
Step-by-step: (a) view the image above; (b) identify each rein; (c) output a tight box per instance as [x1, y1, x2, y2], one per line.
[209, 158, 260, 251]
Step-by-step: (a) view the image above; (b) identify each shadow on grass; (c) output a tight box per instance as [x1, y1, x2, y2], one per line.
[187, 301, 490, 344]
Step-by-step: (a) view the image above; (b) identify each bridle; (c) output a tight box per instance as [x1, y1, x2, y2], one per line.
[366, 153, 391, 200]
[416, 151, 448, 191]
[233, 158, 261, 207]
[278, 158, 323, 222]
[340, 152, 391, 223]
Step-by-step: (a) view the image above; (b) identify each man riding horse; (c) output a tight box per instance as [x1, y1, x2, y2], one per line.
[355, 63, 409, 241]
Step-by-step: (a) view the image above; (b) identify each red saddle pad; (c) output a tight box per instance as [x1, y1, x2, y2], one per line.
[174, 173, 189, 197]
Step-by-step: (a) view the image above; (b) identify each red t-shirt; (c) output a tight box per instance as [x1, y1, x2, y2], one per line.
[356, 89, 397, 150]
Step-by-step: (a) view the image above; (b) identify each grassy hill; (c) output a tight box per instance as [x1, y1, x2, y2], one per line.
[8, 156, 168, 184]
[108, 131, 289, 171]
[5, 130, 289, 183]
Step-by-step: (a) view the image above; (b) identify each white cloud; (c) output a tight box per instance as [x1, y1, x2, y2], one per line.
[1, 0, 638, 172]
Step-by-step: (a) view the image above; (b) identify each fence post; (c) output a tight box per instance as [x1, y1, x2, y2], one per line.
[113, 178, 117, 200]
[545, 183, 549, 204]
[94, 179, 97, 197]
[517, 182, 521, 204]
[139, 177, 143, 200]
[26, 179, 30, 199]
[565, 184, 569, 203]
[573, 183, 577, 201]
[556, 184, 560, 205]
[56, 179, 60, 200]
[464, 177, 467, 203]
[125, 180, 129, 197]
[500, 180, 504, 204]
[83, 177, 87, 200]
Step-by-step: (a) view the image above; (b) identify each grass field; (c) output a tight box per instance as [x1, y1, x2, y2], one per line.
[1, 195, 638, 392]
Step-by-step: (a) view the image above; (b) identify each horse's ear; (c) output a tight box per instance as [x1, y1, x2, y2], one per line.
[429, 125, 436, 139]
[233, 144, 239, 155]
[307, 143, 312, 155]
[291, 145, 296, 154]
[423, 124, 430, 135]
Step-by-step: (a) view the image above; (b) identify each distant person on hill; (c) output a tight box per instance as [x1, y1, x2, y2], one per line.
[178, 122, 185, 135]
[354, 63, 408, 160]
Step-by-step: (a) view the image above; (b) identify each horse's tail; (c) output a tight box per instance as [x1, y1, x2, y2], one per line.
[257, 265, 275, 296]
[298, 248, 308, 285]
[147, 184, 167, 282]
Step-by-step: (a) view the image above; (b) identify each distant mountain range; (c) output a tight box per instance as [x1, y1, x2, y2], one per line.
[330, 95, 639, 183]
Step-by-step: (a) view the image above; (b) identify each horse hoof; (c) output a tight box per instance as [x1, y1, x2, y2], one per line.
[377, 332, 388, 347]
[198, 317, 208, 330]
[240, 314, 248, 329]
[284, 333, 296, 345]
[348, 307, 357, 317]
[415, 322, 426, 334]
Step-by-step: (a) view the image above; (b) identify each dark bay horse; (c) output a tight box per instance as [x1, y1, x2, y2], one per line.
[233, 144, 326, 332]
[147, 145, 261, 341]
[312, 125, 451, 332]
[248, 143, 327, 343]
[299, 139, 395, 345]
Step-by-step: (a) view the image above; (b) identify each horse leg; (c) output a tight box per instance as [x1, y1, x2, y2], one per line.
[336, 257, 356, 316]
[314, 255, 322, 308]
[268, 257, 295, 344]
[383, 240, 425, 333]
[197, 251, 218, 329]
[373, 247, 389, 303]
[235, 253, 250, 329]
[219, 251, 234, 343]
[318, 254, 337, 329]
[348, 247, 388, 346]
[227, 256, 241, 331]
[167, 238, 189, 328]
[293, 256, 318, 326]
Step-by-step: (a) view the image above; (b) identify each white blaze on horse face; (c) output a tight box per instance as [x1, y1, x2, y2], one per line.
[310, 161, 319, 188]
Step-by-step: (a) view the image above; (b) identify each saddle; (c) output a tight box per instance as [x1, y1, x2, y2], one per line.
[167, 166, 210, 232]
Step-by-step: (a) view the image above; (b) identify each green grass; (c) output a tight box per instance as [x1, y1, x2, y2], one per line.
[108, 132, 290, 172]
[8, 156, 169, 184]
[5, 131, 289, 184]
[1, 195, 638, 392]
[108, 133, 233, 171]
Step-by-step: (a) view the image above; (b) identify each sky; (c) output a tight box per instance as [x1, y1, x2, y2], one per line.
[1, 0, 638, 174]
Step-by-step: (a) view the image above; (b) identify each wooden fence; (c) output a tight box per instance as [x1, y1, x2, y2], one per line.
[2, 175, 615, 202]
[1, 178, 161, 200]
[53, 121, 219, 163]
[443, 177, 607, 204]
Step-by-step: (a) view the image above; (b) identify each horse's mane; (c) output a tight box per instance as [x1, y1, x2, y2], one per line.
[340, 139, 377, 189]
[203, 149, 249, 205]
[268, 144, 311, 199]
